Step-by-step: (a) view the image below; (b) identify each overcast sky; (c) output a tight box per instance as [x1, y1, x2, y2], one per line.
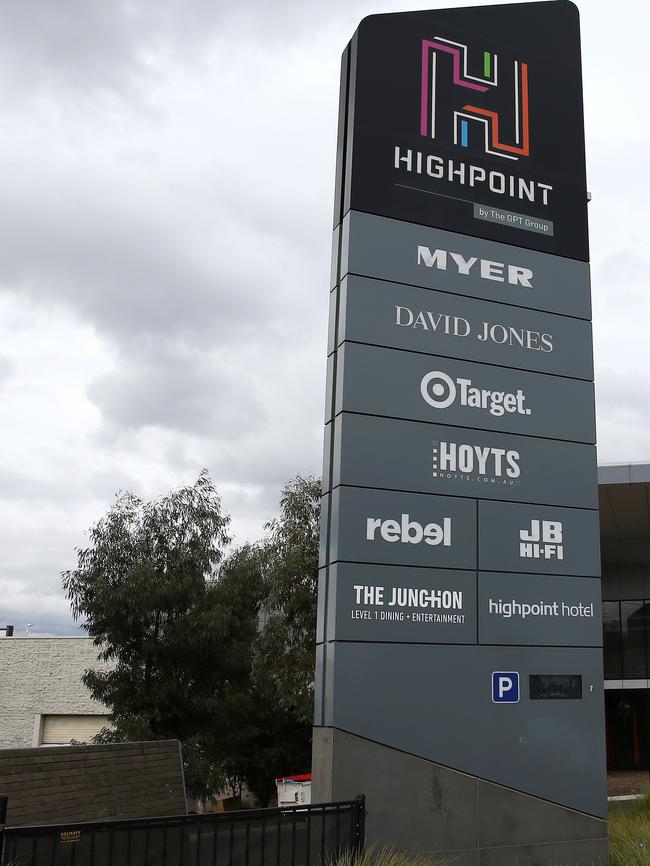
[0, 0, 645, 635]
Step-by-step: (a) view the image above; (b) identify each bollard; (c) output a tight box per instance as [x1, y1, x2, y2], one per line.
[0, 794, 8, 863]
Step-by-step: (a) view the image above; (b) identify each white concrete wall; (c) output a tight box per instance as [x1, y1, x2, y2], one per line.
[0, 636, 109, 748]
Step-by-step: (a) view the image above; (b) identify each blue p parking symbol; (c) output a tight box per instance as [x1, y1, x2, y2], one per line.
[492, 671, 519, 703]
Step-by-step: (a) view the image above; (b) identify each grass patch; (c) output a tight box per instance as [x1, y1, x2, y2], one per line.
[609, 790, 650, 866]
[329, 846, 448, 866]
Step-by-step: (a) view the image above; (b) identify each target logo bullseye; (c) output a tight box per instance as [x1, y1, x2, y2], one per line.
[420, 371, 457, 408]
[420, 370, 531, 418]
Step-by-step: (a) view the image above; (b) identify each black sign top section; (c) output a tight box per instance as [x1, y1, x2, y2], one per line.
[335, 1, 589, 261]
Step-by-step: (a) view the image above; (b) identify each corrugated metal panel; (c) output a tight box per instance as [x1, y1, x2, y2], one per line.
[41, 715, 110, 745]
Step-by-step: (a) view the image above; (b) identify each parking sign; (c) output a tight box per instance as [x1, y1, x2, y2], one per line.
[492, 672, 520, 703]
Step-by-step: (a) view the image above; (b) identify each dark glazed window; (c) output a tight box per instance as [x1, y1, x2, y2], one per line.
[605, 688, 650, 770]
[602, 601, 622, 680]
[529, 674, 582, 699]
[621, 601, 647, 679]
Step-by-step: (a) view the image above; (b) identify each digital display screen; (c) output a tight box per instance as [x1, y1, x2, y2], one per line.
[529, 675, 582, 700]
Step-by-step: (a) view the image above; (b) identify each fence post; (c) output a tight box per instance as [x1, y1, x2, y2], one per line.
[353, 795, 365, 855]
[0, 794, 8, 865]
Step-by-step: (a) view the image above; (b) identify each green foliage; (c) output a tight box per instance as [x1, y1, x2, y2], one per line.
[609, 792, 650, 866]
[62, 470, 320, 806]
[254, 474, 321, 724]
[329, 847, 448, 866]
[62, 470, 236, 798]
[208, 475, 320, 805]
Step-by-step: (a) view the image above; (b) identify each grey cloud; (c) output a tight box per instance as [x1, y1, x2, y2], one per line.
[206, 416, 323, 490]
[0, 193, 284, 349]
[0, 356, 13, 385]
[156, 355, 324, 491]
[0, 467, 69, 503]
[596, 367, 650, 421]
[0, 151, 331, 355]
[594, 248, 650, 306]
[0, 580, 81, 636]
[88, 346, 266, 435]
[0, 1, 221, 97]
[0, 453, 137, 508]
[0, 0, 375, 101]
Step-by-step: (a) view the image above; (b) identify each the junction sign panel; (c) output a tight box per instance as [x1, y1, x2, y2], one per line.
[313, 2, 607, 862]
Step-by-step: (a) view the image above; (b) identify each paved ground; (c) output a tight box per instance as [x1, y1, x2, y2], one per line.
[608, 770, 650, 796]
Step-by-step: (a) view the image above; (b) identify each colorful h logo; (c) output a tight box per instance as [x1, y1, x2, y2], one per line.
[420, 37, 529, 160]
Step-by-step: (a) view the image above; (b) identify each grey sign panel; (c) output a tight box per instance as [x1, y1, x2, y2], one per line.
[329, 485, 476, 568]
[319, 493, 330, 568]
[338, 275, 594, 379]
[321, 422, 332, 494]
[327, 287, 338, 355]
[473, 204, 554, 237]
[330, 225, 341, 289]
[326, 562, 476, 644]
[478, 573, 602, 648]
[316, 566, 328, 644]
[341, 211, 591, 319]
[313, 643, 325, 726]
[335, 342, 595, 444]
[479, 501, 601, 577]
[325, 354, 335, 424]
[332, 414, 598, 509]
[320, 641, 606, 817]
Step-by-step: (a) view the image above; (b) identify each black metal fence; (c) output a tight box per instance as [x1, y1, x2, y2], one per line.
[0, 795, 365, 866]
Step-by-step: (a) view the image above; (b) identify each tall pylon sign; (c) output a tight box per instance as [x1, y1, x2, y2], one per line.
[313, 2, 607, 862]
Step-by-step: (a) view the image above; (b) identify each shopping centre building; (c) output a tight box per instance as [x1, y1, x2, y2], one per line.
[600, 462, 650, 774]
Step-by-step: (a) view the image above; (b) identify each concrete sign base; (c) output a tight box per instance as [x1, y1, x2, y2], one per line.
[312, 728, 607, 865]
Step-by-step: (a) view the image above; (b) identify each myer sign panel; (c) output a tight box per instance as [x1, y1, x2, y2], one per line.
[341, 212, 591, 319]
[338, 275, 594, 379]
[339, 2, 588, 259]
[334, 342, 595, 442]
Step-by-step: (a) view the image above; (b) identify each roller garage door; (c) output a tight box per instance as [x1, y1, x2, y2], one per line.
[41, 714, 110, 745]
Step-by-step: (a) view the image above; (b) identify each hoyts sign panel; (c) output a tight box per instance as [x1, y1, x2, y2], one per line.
[337, 1, 588, 259]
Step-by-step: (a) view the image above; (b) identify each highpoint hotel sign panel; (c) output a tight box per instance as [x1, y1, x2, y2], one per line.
[316, 3, 606, 863]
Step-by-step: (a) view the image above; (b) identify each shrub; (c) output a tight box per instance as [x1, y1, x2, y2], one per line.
[609, 791, 650, 866]
[329, 846, 447, 866]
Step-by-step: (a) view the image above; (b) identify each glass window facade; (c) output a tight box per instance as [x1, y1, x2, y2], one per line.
[606, 689, 650, 770]
[603, 601, 623, 680]
[603, 601, 650, 769]
[603, 600, 650, 681]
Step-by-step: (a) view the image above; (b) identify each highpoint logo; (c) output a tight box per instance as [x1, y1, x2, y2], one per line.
[420, 36, 529, 161]
[420, 370, 531, 418]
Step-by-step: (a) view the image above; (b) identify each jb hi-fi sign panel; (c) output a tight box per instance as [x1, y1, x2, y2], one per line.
[316, 0, 606, 850]
[335, 0, 588, 259]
